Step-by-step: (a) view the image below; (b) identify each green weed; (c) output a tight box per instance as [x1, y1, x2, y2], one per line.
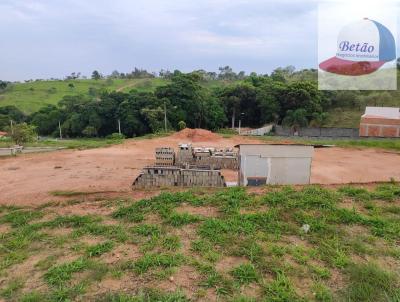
[86, 241, 114, 257]
[133, 253, 185, 274]
[231, 263, 259, 284]
[342, 262, 400, 301]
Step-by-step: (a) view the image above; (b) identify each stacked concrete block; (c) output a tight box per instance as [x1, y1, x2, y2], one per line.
[176, 143, 194, 165]
[132, 166, 226, 188]
[194, 155, 238, 169]
[155, 147, 175, 166]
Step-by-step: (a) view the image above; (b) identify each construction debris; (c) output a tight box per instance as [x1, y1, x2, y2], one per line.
[132, 143, 238, 188]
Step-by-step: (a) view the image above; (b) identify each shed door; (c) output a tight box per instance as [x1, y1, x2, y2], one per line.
[245, 155, 268, 186]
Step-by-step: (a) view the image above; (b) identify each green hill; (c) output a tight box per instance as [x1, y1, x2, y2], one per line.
[0, 78, 168, 114]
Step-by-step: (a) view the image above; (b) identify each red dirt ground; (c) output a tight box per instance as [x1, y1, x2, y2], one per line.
[0, 130, 399, 206]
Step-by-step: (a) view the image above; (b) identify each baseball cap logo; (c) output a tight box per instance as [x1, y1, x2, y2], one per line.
[319, 18, 396, 76]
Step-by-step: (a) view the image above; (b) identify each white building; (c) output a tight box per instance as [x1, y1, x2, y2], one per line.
[236, 144, 314, 186]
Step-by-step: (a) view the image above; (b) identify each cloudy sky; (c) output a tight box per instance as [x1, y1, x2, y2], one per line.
[0, 0, 397, 81]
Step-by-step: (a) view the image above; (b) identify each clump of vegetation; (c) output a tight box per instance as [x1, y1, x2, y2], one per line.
[231, 263, 259, 284]
[341, 263, 400, 301]
[86, 241, 114, 257]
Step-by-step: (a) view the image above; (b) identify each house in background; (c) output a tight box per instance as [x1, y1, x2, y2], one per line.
[359, 107, 400, 138]
[0, 131, 7, 138]
[236, 144, 314, 186]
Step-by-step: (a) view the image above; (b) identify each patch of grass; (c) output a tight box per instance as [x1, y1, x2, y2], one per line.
[161, 235, 181, 251]
[35, 255, 58, 270]
[133, 253, 185, 274]
[0, 209, 43, 227]
[50, 281, 87, 301]
[165, 212, 201, 227]
[19, 291, 49, 302]
[44, 257, 90, 286]
[97, 289, 189, 302]
[312, 282, 333, 302]
[310, 264, 331, 279]
[342, 262, 400, 301]
[190, 239, 221, 262]
[338, 186, 372, 201]
[263, 271, 299, 301]
[86, 241, 114, 257]
[231, 263, 259, 284]
[372, 183, 400, 202]
[132, 224, 161, 237]
[44, 214, 102, 228]
[0, 278, 24, 299]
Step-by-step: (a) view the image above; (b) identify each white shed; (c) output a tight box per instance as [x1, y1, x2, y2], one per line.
[235, 144, 314, 186]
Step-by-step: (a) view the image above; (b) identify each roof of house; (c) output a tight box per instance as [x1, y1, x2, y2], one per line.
[0, 131, 7, 136]
[362, 107, 400, 119]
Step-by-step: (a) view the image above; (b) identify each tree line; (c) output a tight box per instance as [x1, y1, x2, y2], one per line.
[1, 66, 399, 138]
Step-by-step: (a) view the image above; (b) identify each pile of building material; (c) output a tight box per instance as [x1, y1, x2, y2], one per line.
[155, 147, 175, 166]
[132, 143, 237, 188]
[133, 166, 226, 188]
[176, 144, 238, 169]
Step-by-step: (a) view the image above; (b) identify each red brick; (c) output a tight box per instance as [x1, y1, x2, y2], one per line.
[382, 126, 399, 137]
[359, 125, 368, 136]
[367, 126, 381, 137]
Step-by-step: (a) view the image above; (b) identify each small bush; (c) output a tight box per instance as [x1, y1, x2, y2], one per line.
[107, 133, 125, 140]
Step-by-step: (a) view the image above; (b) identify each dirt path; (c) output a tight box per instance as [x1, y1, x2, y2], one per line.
[1, 134, 399, 206]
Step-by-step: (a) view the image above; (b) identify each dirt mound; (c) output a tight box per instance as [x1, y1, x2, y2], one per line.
[171, 128, 222, 142]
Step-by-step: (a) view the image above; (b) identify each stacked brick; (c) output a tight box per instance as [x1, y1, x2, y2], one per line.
[132, 166, 226, 188]
[155, 147, 175, 166]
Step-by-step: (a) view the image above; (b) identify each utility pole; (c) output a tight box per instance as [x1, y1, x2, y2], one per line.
[164, 102, 167, 132]
[58, 121, 63, 139]
[10, 120, 14, 135]
[118, 119, 121, 135]
[239, 112, 245, 135]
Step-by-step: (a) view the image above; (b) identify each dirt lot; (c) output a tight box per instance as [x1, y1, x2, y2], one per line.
[1, 130, 400, 206]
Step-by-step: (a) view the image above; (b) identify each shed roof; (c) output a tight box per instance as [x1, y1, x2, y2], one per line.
[362, 107, 400, 119]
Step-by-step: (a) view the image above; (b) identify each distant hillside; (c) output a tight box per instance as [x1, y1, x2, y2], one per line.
[0, 78, 169, 114]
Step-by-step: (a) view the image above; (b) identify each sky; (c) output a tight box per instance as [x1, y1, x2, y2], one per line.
[0, 0, 398, 81]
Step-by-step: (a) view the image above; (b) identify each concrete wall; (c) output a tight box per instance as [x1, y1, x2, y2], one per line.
[133, 166, 226, 188]
[238, 144, 314, 186]
[241, 124, 273, 136]
[275, 126, 359, 138]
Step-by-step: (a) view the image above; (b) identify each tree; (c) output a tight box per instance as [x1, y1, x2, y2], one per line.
[30, 105, 63, 135]
[155, 73, 207, 128]
[91, 70, 102, 80]
[309, 112, 329, 127]
[7, 123, 37, 145]
[282, 109, 308, 130]
[0, 80, 8, 90]
[178, 121, 186, 130]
